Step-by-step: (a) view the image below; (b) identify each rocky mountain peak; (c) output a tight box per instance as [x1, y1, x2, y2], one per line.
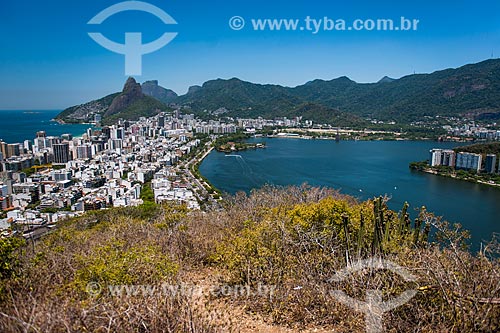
[123, 77, 142, 96]
[105, 77, 144, 117]
[187, 85, 202, 95]
[141, 80, 178, 104]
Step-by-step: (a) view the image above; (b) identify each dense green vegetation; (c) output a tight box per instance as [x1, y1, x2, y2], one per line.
[409, 161, 430, 171]
[102, 96, 170, 125]
[454, 142, 500, 155]
[55, 93, 119, 122]
[212, 132, 264, 152]
[21, 166, 37, 177]
[177, 59, 500, 123]
[139, 181, 155, 204]
[191, 159, 222, 200]
[0, 237, 25, 297]
[0, 186, 498, 332]
[290, 102, 367, 127]
[290, 60, 500, 121]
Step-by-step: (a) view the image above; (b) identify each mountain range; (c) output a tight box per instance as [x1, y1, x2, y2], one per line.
[55, 58, 500, 126]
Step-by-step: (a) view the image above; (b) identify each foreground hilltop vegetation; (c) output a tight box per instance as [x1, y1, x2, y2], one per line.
[1, 185, 499, 332]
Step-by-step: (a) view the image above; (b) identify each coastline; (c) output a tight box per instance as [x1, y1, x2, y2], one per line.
[415, 168, 500, 189]
[199, 146, 214, 163]
[265, 128, 480, 143]
[53, 118, 93, 126]
[190, 145, 223, 198]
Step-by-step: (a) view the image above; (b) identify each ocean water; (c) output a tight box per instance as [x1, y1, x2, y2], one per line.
[200, 138, 500, 250]
[0, 110, 94, 144]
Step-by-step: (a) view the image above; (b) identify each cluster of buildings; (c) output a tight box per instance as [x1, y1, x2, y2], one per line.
[0, 113, 210, 233]
[0, 112, 315, 235]
[191, 116, 311, 135]
[429, 148, 498, 173]
[443, 123, 500, 141]
[237, 116, 311, 130]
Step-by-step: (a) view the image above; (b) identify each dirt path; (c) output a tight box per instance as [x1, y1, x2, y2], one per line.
[185, 268, 333, 333]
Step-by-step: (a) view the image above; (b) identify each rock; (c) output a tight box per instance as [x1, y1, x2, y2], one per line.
[142, 80, 178, 104]
[105, 77, 144, 117]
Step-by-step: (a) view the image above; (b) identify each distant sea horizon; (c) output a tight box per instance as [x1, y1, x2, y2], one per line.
[0, 110, 94, 144]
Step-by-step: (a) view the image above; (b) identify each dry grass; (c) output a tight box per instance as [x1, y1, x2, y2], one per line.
[1, 185, 499, 332]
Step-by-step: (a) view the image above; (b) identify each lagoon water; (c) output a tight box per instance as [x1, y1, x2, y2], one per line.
[0, 110, 93, 144]
[200, 138, 500, 250]
[1, 110, 498, 251]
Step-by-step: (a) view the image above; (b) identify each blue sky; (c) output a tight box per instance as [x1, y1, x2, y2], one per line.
[0, 0, 499, 109]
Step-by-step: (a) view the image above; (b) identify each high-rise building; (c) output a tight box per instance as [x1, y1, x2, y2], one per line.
[23, 140, 33, 152]
[442, 150, 456, 167]
[111, 127, 125, 140]
[109, 139, 123, 151]
[456, 152, 482, 172]
[52, 170, 72, 182]
[429, 149, 442, 166]
[0, 183, 11, 211]
[6, 144, 20, 158]
[0, 184, 9, 197]
[47, 136, 61, 148]
[34, 137, 49, 153]
[485, 154, 497, 174]
[429, 149, 455, 167]
[0, 142, 7, 159]
[102, 126, 111, 139]
[76, 144, 93, 160]
[52, 143, 71, 164]
[158, 115, 165, 128]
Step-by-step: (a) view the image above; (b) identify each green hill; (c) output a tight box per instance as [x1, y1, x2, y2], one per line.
[54, 92, 119, 123]
[292, 59, 500, 121]
[175, 78, 303, 117]
[56, 78, 170, 125]
[176, 59, 500, 123]
[101, 95, 170, 125]
[453, 142, 500, 155]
